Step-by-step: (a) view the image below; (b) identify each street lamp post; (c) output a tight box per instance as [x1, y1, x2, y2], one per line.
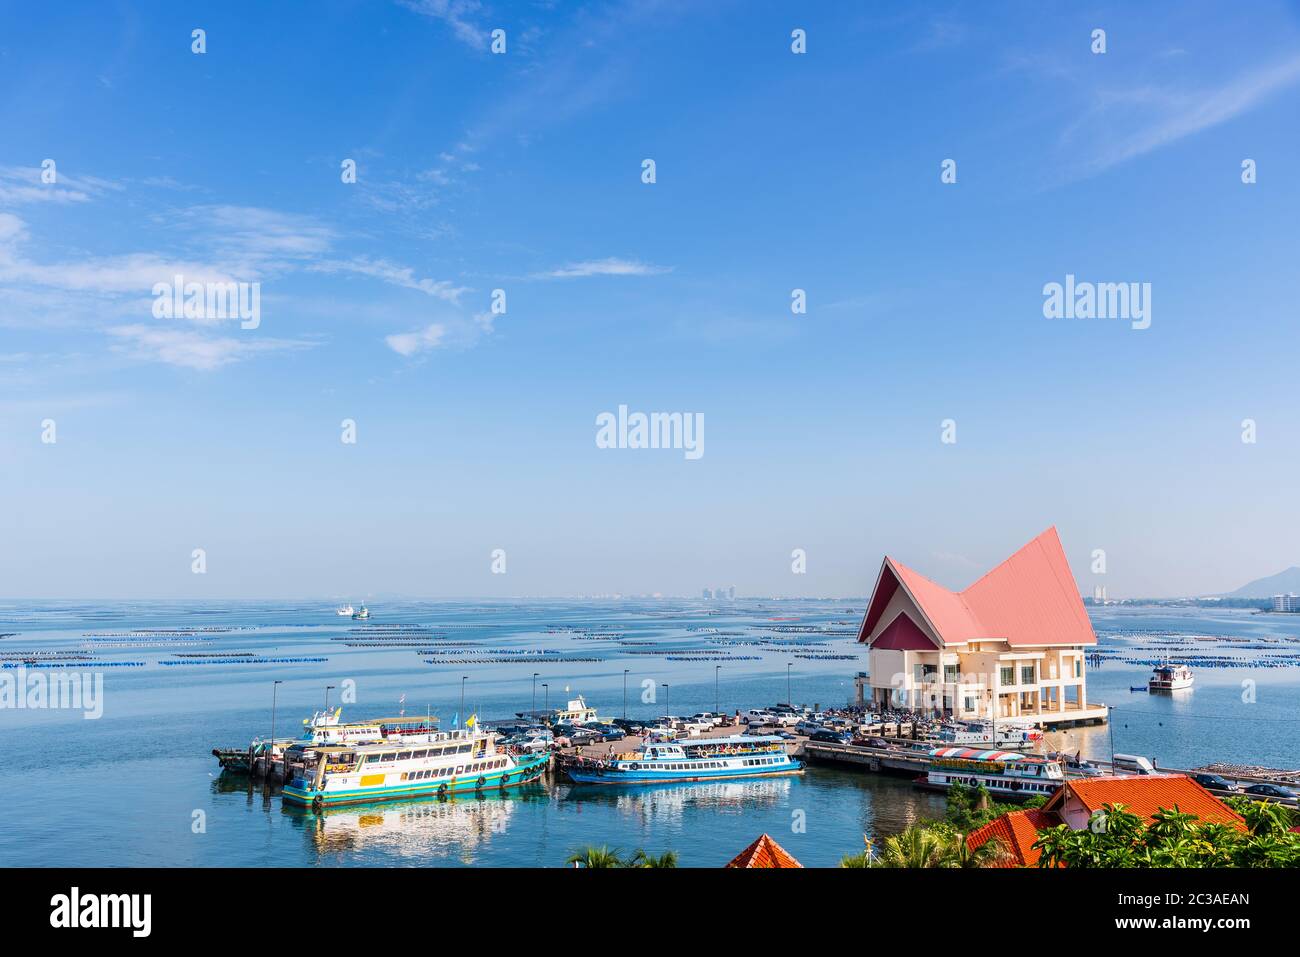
[270, 679, 283, 780]
[324, 684, 335, 712]
[715, 665, 721, 713]
[623, 669, 629, 719]
[532, 673, 539, 720]
[786, 663, 792, 707]
[662, 684, 669, 721]
[542, 683, 549, 714]
[460, 676, 468, 727]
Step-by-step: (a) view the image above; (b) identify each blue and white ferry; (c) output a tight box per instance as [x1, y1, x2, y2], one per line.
[283, 718, 551, 811]
[565, 735, 804, 785]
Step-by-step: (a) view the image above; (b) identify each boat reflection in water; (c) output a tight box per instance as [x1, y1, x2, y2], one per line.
[558, 776, 793, 827]
[289, 792, 528, 863]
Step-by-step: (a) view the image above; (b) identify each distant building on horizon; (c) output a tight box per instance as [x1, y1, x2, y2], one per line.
[1272, 594, 1300, 613]
[855, 526, 1106, 727]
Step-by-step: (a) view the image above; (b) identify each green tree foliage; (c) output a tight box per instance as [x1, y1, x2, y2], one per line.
[1033, 802, 1300, 868]
[565, 845, 678, 868]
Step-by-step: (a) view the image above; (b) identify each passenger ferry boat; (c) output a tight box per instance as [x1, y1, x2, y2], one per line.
[917, 746, 1064, 799]
[934, 719, 1043, 750]
[335, 603, 354, 616]
[565, 735, 804, 785]
[282, 719, 550, 811]
[1149, 660, 1193, 692]
[351, 604, 371, 620]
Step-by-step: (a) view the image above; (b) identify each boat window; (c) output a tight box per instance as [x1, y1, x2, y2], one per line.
[381, 752, 397, 762]
[413, 750, 428, 759]
[458, 744, 471, 753]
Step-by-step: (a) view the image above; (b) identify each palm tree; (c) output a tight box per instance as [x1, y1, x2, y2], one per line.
[566, 845, 624, 868]
[943, 833, 1012, 868]
[628, 849, 678, 868]
[873, 825, 950, 868]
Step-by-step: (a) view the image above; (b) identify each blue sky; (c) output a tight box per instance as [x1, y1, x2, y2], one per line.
[3, 1, 1300, 599]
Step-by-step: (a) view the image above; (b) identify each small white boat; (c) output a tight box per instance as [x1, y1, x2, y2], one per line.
[352, 605, 370, 620]
[336, 603, 354, 617]
[1149, 660, 1193, 691]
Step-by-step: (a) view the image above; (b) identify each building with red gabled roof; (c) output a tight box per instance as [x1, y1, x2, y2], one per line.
[1042, 774, 1247, 832]
[965, 808, 1059, 867]
[855, 527, 1106, 725]
[966, 774, 1248, 866]
[725, 833, 803, 868]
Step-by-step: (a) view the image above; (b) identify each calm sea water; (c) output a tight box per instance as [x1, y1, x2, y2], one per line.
[2, 599, 1297, 867]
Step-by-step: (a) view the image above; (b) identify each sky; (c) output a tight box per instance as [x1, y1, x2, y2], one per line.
[2, 0, 1300, 600]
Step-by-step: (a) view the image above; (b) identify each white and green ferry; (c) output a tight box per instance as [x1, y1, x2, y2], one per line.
[283, 718, 550, 811]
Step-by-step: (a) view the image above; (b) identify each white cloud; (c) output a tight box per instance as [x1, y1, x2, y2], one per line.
[0, 165, 120, 205]
[1084, 55, 1300, 172]
[537, 257, 670, 279]
[385, 322, 448, 356]
[311, 257, 469, 303]
[384, 311, 497, 356]
[106, 325, 313, 371]
[397, 0, 486, 48]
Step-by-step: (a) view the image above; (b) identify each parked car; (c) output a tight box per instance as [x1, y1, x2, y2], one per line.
[854, 736, 892, 749]
[741, 708, 774, 725]
[1111, 753, 1156, 775]
[1244, 783, 1298, 800]
[588, 724, 626, 742]
[510, 735, 553, 753]
[1192, 773, 1238, 792]
[794, 720, 825, 737]
[745, 723, 778, 736]
[611, 718, 647, 734]
[809, 729, 853, 745]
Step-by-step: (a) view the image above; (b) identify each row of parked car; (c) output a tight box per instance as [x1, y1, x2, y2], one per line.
[741, 705, 860, 745]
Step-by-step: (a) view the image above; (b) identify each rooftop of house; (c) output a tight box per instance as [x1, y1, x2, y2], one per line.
[858, 526, 1097, 649]
[1044, 774, 1247, 830]
[725, 832, 803, 869]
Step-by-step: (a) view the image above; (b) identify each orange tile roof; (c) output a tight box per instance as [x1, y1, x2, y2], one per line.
[965, 808, 1060, 867]
[858, 527, 1096, 648]
[1044, 774, 1247, 830]
[725, 833, 803, 868]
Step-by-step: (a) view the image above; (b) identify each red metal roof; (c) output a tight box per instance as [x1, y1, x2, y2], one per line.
[965, 808, 1059, 867]
[725, 833, 803, 869]
[858, 527, 1096, 648]
[1043, 775, 1247, 831]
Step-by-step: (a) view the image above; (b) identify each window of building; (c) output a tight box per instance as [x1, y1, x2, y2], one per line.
[1000, 665, 1015, 686]
[1020, 664, 1036, 685]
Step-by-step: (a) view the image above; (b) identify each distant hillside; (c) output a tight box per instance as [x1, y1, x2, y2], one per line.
[1223, 566, 1300, 598]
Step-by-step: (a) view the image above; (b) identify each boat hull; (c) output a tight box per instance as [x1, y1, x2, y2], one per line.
[566, 761, 805, 785]
[283, 753, 550, 808]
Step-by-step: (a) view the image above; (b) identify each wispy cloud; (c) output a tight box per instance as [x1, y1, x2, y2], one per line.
[384, 311, 496, 356]
[536, 257, 670, 279]
[1082, 55, 1300, 173]
[106, 324, 315, 371]
[0, 165, 120, 204]
[311, 256, 469, 303]
[397, 0, 486, 48]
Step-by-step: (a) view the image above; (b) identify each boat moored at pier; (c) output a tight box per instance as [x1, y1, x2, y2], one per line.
[282, 722, 550, 811]
[917, 746, 1064, 799]
[564, 735, 804, 785]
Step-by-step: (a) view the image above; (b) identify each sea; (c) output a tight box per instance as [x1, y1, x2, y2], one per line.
[2, 599, 1298, 868]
